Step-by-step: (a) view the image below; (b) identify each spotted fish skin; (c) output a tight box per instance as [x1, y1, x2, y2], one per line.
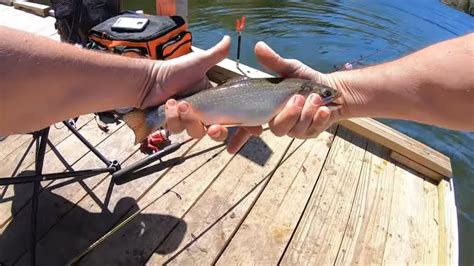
[124, 77, 340, 143]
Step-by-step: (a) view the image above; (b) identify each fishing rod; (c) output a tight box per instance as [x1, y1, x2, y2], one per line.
[333, 48, 382, 71]
[112, 137, 194, 184]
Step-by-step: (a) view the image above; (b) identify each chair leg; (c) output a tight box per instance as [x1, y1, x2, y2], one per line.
[30, 128, 49, 266]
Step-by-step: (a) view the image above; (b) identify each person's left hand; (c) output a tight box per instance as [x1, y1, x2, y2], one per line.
[143, 35, 264, 150]
[140, 35, 231, 108]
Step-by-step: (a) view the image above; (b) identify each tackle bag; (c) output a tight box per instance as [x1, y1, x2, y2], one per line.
[88, 12, 192, 60]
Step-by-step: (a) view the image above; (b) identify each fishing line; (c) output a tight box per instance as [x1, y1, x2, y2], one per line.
[333, 48, 382, 72]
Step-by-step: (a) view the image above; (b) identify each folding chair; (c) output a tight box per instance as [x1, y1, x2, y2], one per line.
[0, 119, 120, 266]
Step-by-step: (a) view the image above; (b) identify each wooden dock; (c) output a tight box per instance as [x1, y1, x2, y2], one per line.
[0, 5, 458, 265]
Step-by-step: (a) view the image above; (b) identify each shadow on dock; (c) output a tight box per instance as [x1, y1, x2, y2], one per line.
[0, 171, 186, 265]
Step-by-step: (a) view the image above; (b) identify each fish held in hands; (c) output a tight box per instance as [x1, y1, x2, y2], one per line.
[124, 77, 341, 144]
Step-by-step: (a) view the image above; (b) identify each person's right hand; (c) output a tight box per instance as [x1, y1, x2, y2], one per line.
[255, 41, 347, 139]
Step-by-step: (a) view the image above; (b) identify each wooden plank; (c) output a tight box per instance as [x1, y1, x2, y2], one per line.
[0, 120, 125, 264]
[438, 179, 458, 265]
[391, 151, 444, 182]
[215, 127, 336, 265]
[339, 118, 452, 179]
[280, 127, 367, 265]
[422, 175, 439, 265]
[381, 164, 439, 264]
[13, 2, 50, 17]
[142, 132, 293, 265]
[0, 134, 31, 160]
[333, 140, 396, 265]
[70, 135, 230, 265]
[0, 115, 94, 229]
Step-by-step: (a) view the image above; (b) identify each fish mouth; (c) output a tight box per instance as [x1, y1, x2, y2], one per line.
[321, 93, 343, 111]
[321, 94, 341, 106]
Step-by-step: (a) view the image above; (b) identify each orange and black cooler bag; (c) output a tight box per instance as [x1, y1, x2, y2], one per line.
[88, 12, 192, 60]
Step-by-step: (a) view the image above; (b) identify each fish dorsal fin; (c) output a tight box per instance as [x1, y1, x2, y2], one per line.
[222, 76, 250, 86]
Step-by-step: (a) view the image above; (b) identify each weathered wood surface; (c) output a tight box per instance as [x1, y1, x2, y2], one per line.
[216, 127, 336, 265]
[333, 140, 396, 265]
[0, 6, 458, 266]
[1, 120, 125, 264]
[280, 127, 368, 265]
[340, 118, 452, 179]
[149, 131, 294, 265]
[438, 179, 459, 265]
[0, 116, 94, 229]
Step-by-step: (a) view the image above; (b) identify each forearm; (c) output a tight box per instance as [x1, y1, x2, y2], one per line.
[0, 26, 159, 135]
[330, 33, 474, 130]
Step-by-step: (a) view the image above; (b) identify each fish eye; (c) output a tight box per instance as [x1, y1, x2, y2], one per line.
[322, 89, 333, 98]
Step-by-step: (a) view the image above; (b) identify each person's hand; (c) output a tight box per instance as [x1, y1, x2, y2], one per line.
[254, 41, 344, 139]
[140, 35, 231, 108]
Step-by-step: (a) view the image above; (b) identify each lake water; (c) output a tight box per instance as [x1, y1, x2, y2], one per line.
[129, 0, 474, 264]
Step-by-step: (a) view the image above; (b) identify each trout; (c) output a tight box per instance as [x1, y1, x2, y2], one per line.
[124, 77, 340, 144]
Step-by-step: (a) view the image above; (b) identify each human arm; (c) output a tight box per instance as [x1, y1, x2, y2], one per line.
[0, 26, 230, 135]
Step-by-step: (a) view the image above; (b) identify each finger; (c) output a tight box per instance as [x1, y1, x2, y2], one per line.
[177, 101, 206, 139]
[199, 35, 231, 70]
[164, 99, 184, 134]
[269, 95, 305, 137]
[289, 94, 322, 138]
[307, 106, 331, 138]
[255, 41, 297, 76]
[207, 125, 228, 142]
[255, 41, 317, 79]
[227, 127, 252, 154]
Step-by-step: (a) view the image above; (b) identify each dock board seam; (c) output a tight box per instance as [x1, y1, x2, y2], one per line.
[332, 137, 369, 264]
[146, 145, 238, 264]
[211, 138, 296, 265]
[277, 125, 340, 265]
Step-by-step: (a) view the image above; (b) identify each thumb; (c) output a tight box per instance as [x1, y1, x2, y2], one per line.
[255, 41, 298, 76]
[187, 35, 231, 75]
[255, 41, 319, 79]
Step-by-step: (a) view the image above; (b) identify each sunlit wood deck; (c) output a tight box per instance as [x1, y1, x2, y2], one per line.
[0, 5, 458, 265]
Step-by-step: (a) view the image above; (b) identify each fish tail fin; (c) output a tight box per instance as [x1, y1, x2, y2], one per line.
[123, 109, 153, 145]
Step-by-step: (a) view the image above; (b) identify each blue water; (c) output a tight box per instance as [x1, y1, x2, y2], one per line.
[45, 0, 474, 263]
